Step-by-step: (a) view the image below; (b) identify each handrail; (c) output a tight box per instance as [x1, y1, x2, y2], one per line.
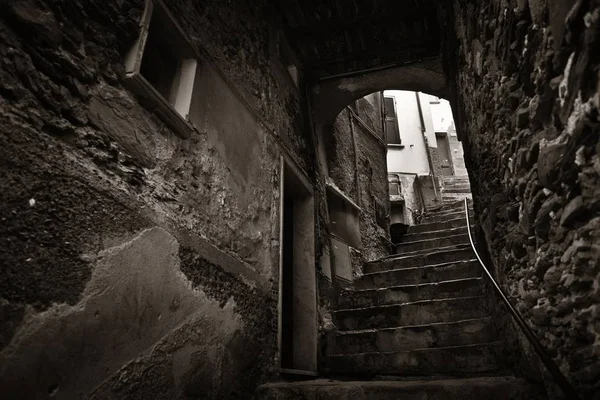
[463, 198, 579, 399]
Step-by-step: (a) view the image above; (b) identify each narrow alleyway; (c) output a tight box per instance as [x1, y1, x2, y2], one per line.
[1, 0, 598, 399]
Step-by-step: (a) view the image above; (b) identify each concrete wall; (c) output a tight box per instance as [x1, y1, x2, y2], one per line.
[385, 90, 431, 175]
[444, 0, 600, 397]
[0, 0, 310, 398]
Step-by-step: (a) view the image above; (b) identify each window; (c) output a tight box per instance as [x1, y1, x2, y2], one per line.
[384, 96, 401, 144]
[124, 0, 198, 137]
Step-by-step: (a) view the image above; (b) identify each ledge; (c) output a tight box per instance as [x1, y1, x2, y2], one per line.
[325, 179, 361, 212]
[125, 72, 193, 139]
[390, 194, 405, 205]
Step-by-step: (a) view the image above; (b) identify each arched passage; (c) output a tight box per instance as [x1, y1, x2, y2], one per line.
[310, 58, 448, 126]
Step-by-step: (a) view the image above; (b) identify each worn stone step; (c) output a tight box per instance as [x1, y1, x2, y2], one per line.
[440, 176, 471, 181]
[442, 193, 473, 202]
[257, 377, 547, 400]
[421, 210, 472, 224]
[378, 243, 473, 264]
[366, 247, 475, 274]
[339, 277, 484, 308]
[358, 260, 480, 289]
[426, 201, 469, 213]
[328, 317, 496, 355]
[395, 233, 470, 254]
[401, 227, 469, 243]
[407, 217, 468, 234]
[333, 296, 487, 331]
[327, 342, 502, 375]
[443, 187, 472, 194]
[359, 260, 481, 289]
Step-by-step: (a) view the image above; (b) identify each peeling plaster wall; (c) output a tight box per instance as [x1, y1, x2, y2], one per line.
[444, 0, 600, 396]
[0, 0, 309, 398]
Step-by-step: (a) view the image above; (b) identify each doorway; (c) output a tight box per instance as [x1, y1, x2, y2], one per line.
[278, 157, 316, 374]
[435, 132, 453, 176]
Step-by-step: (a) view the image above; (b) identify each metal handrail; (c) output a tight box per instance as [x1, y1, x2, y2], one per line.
[463, 198, 579, 399]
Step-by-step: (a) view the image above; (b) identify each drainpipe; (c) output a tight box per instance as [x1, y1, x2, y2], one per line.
[380, 92, 387, 144]
[415, 92, 439, 202]
[348, 106, 360, 206]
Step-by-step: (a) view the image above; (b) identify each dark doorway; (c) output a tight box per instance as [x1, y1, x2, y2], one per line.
[435, 132, 453, 176]
[281, 193, 295, 368]
[279, 157, 317, 374]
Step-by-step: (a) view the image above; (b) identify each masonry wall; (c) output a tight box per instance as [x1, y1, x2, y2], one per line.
[448, 131, 468, 176]
[325, 94, 390, 263]
[0, 0, 310, 398]
[444, 0, 600, 396]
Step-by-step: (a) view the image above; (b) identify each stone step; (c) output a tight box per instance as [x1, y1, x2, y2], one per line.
[427, 201, 469, 213]
[338, 277, 484, 308]
[421, 210, 472, 224]
[440, 183, 471, 188]
[407, 217, 468, 234]
[327, 342, 502, 375]
[358, 260, 480, 289]
[442, 186, 471, 195]
[439, 175, 470, 181]
[328, 317, 496, 355]
[333, 296, 487, 331]
[365, 247, 475, 274]
[401, 227, 469, 243]
[257, 377, 547, 400]
[442, 193, 473, 201]
[388, 243, 471, 260]
[442, 183, 471, 188]
[395, 233, 470, 254]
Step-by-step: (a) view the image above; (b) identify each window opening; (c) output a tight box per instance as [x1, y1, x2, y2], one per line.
[125, 0, 198, 136]
[384, 96, 401, 144]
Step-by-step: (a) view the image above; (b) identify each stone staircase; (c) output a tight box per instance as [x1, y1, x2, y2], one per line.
[258, 201, 546, 399]
[439, 175, 472, 204]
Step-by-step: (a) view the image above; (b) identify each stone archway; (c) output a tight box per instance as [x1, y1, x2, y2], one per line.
[310, 58, 448, 126]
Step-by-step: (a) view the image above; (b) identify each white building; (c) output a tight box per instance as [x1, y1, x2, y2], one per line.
[383, 90, 470, 228]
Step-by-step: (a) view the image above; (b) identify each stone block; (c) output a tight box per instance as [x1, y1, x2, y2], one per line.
[560, 196, 585, 226]
[528, 0, 547, 25]
[538, 135, 568, 188]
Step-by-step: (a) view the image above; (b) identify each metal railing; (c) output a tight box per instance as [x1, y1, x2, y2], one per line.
[463, 198, 579, 399]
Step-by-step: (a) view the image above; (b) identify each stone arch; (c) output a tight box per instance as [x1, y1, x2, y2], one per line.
[311, 58, 448, 126]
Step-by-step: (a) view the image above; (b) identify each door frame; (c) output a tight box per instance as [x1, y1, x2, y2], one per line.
[277, 155, 318, 376]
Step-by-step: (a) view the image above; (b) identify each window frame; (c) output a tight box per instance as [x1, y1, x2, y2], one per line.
[124, 0, 198, 138]
[384, 96, 401, 145]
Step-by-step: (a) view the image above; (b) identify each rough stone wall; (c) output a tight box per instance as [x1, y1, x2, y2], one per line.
[444, 0, 600, 396]
[325, 94, 390, 262]
[429, 145, 444, 176]
[0, 0, 309, 398]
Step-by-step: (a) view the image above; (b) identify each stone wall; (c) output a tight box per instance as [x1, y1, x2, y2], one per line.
[443, 0, 600, 396]
[448, 131, 468, 176]
[0, 0, 310, 398]
[325, 93, 390, 262]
